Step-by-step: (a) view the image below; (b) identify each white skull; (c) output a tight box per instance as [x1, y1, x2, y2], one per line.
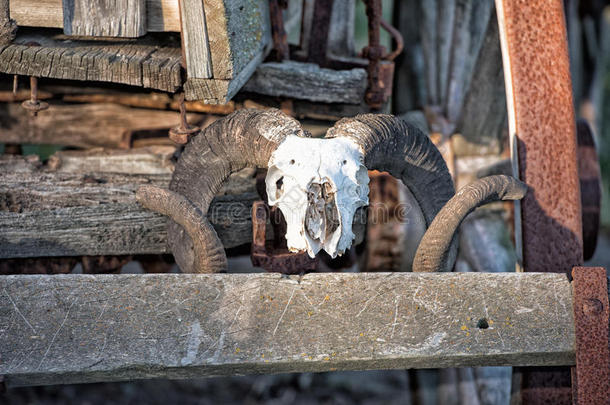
[265, 136, 369, 258]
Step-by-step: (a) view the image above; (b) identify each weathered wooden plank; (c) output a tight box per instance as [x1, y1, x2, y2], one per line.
[0, 152, 262, 257]
[242, 61, 367, 104]
[205, 0, 270, 80]
[0, 272, 575, 387]
[11, 0, 181, 32]
[0, 102, 203, 149]
[63, 0, 147, 37]
[0, 32, 182, 92]
[184, 45, 267, 103]
[47, 146, 177, 174]
[179, 0, 212, 79]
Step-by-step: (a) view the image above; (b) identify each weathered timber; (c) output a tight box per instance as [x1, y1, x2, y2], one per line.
[10, 0, 181, 32]
[328, 0, 355, 57]
[63, 0, 147, 38]
[179, 0, 212, 79]
[0, 0, 16, 44]
[0, 32, 182, 92]
[61, 92, 236, 114]
[0, 102, 203, 149]
[184, 47, 266, 103]
[454, 8, 506, 155]
[47, 146, 177, 174]
[0, 272, 576, 387]
[0, 152, 261, 258]
[206, 0, 270, 80]
[242, 61, 367, 104]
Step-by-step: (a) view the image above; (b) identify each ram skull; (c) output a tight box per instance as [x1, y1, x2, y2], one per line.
[136, 109, 526, 274]
[265, 136, 369, 258]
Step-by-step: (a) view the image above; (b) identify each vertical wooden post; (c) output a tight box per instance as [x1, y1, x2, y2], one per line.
[63, 0, 147, 37]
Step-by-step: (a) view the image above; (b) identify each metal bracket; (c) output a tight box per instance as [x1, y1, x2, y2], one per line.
[250, 200, 318, 274]
[571, 266, 610, 404]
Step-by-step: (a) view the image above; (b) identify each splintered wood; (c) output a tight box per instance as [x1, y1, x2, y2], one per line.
[0, 272, 575, 387]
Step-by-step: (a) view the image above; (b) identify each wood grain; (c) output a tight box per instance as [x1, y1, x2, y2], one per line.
[0, 33, 182, 92]
[179, 0, 212, 79]
[11, 0, 180, 32]
[242, 61, 367, 104]
[0, 152, 261, 258]
[0, 272, 576, 387]
[63, 0, 147, 37]
[0, 102, 203, 149]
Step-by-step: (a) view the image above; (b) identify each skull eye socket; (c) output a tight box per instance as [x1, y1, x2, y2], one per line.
[275, 176, 284, 199]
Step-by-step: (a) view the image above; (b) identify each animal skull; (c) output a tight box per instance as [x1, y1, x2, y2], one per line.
[265, 136, 369, 258]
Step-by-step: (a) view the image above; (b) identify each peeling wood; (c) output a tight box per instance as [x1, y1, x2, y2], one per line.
[0, 272, 576, 387]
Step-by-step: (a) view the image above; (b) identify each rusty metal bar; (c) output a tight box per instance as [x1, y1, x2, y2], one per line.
[306, 0, 334, 66]
[571, 266, 610, 404]
[250, 201, 318, 274]
[269, 0, 289, 61]
[496, 0, 583, 272]
[495, 0, 583, 403]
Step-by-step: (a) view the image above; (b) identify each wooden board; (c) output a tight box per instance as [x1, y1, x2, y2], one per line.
[10, 0, 181, 32]
[0, 152, 262, 258]
[179, 0, 212, 79]
[0, 272, 576, 387]
[184, 48, 266, 103]
[0, 102, 203, 149]
[242, 61, 367, 104]
[63, 0, 147, 37]
[0, 32, 182, 92]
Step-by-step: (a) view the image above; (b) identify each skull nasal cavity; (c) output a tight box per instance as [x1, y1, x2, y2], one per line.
[305, 180, 340, 242]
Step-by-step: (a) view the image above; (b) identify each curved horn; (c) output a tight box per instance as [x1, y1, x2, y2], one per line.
[138, 109, 307, 273]
[136, 185, 225, 273]
[413, 175, 527, 272]
[326, 114, 458, 271]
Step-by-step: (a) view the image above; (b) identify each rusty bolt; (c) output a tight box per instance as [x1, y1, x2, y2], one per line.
[582, 298, 604, 316]
[169, 93, 199, 144]
[21, 76, 49, 116]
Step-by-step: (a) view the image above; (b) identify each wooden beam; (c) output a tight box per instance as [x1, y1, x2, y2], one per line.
[62, 0, 147, 38]
[0, 33, 182, 93]
[10, 0, 181, 32]
[0, 102, 204, 149]
[242, 61, 367, 104]
[0, 152, 262, 258]
[0, 272, 576, 387]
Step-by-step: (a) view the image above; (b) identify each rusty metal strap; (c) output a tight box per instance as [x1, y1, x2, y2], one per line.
[571, 266, 610, 404]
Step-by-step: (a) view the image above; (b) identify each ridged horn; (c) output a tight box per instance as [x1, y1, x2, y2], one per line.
[137, 109, 307, 273]
[326, 114, 458, 271]
[413, 175, 527, 272]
